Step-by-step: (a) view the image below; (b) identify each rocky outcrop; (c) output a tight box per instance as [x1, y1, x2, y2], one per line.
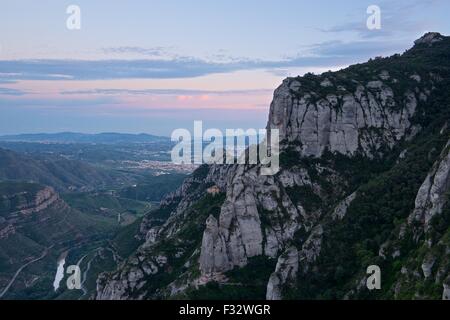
[408, 140, 450, 233]
[96, 251, 169, 300]
[0, 186, 65, 243]
[0, 224, 15, 239]
[443, 281, 450, 300]
[299, 225, 323, 272]
[1, 186, 60, 217]
[197, 163, 306, 276]
[332, 192, 357, 220]
[267, 75, 422, 158]
[266, 246, 298, 300]
[414, 32, 444, 46]
[421, 255, 436, 279]
[19, 187, 60, 215]
[96, 274, 128, 300]
[199, 215, 231, 274]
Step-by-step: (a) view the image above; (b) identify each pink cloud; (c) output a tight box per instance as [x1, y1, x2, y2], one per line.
[177, 95, 194, 101]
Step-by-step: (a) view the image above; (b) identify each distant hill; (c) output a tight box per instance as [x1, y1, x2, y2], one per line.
[0, 148, 121, 191]
[0, 132, 170, 144]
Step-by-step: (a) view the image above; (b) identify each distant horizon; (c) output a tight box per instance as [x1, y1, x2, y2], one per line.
[0, 130, 266, 139]
[0, 131, 169, 137]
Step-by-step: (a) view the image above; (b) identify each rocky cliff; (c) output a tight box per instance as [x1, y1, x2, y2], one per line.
[0, 185, 62, 240]
[96, 32, 450, 300]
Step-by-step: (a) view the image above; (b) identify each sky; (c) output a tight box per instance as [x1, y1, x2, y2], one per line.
[0, 0, 449, 136]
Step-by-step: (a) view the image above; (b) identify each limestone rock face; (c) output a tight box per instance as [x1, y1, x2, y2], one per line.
[299, 225, 323, 273]
[0, 186, 60, 216]
[443, 283, 450, 300]
[199, 164, 303, 275]
[20, 187, 60, 215]
[372, 138, 450, 299]
[408, 140, 450, 233]
[421, 255, 436, 279]
[267, 76, 421, 158]
[332, 192, 357, 220]
[266, 246, 299, 300]
[199, 215, 231, 274]
[96, 274, 128, 300]
[414, 32, 444, 46]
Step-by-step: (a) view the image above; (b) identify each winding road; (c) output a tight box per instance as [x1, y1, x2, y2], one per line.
[0, 245, 53, 299]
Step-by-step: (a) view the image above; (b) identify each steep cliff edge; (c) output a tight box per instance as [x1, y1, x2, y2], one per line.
[96, 32, 450, 300]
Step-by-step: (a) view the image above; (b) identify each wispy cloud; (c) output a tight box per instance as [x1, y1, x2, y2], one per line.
[60, 88, 273, 96]
[101, 46, 175, 58]
[0, 37, 405, 82]
[0, 96, 119, 108]
[0, 58, 242, 81]
[0, 87, 27, 96]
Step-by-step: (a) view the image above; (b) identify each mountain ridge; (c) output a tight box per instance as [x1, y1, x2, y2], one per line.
[96, 32, 450, 300]
[0, 132, 169, 144]
[0, 147, 120, 191]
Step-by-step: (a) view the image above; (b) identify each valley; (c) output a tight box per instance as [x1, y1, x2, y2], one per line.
[0, 133, 188, 299]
